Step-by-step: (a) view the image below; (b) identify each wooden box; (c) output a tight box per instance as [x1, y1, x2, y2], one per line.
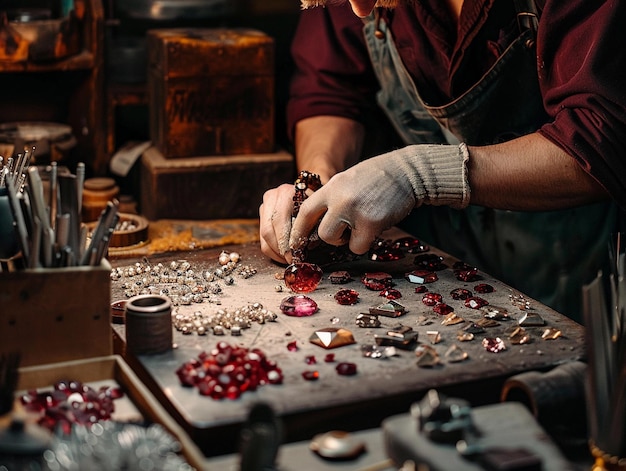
[13, 355, 206, 469]
[0, 261, 112, 367]
[148, 28, 275, 159]
[140, 146, 294, 220]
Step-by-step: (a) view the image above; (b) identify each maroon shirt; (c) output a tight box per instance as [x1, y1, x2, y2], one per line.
[287, 0, 626, 208]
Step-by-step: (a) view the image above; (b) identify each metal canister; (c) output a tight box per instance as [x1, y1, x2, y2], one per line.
[124, 294, 172, 355]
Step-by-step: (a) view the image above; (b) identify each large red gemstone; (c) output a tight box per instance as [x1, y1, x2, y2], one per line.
[280, 295, 319, 317]
[284, 262, 324, 293]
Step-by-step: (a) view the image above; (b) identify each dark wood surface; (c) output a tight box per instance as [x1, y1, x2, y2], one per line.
[147, 28, 275, 159]
[109, 229, 586, 456]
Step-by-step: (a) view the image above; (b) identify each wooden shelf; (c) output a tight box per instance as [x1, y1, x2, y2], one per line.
[0, 0, 106, 175]
[0, 51, 96, 72]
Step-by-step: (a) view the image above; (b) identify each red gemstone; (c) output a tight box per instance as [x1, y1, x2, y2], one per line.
[305, 355, 317, 364]
[405, 270, 438, 284]
[302, 370, 320, 381]
[433, 303, 454, 315]
[20, 380, 124, 431]
[369, 238, 405, 261]
[414, 286, 429, 293]
[393, 237, 429, 253]
[334, 288, 360, 305]
[284, 262, 324, 293]
[414, 254, 446, 271]
[379, 288, 402, 300]
[453, 261, 473, 270]
[267, 369, 284, 384]
[455, 268, 479, 282]
[474, 283, 495, 293]
[361, 272, 393, 290]
[465, 296, 489, 309]
[287, 341, 299, 352]
[329, 271, 352, 284]
[450, 288, 473, 300]
[324, 354, 336, 363]
[422, 292, 443, 306]
[336, 362, 358, 376]
[280, 295, 319, 317]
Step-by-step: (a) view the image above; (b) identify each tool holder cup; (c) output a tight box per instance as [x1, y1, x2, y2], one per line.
[124, 294, 173, 355]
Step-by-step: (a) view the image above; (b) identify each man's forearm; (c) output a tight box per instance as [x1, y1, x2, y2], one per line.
[468, 133, 609, 210]
[294, 116, 366, 183]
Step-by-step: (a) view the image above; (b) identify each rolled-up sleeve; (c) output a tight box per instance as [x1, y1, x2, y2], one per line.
[286, 4, 381, 141]
[537, 0, 626, 208]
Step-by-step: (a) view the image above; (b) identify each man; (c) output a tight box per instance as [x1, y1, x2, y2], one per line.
[259, 0, 626, 321]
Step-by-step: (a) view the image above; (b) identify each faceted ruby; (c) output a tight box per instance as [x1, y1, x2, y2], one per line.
[302, 370, 320, 381]
[405, 270, 438, 284]
[176, 365, 199, 387]
[284, 262, 324, 294]
[379, 288, 402, 300]
[334, 288, 360, 305]
[336, 362, 358, 376]
[474, 283, 495, 293]
[453, 261, 473, 270]
[226, 385, 241, 400]
[369, 238, 405, 261]
[210, 384, 226, 400]
[414, 254, 446, 271]
[433, 303, 454, 315]
[455, 268, 479, 282]
[305, 355, 317, 364]
[414, 285, 429, 293]
[287, 340, 298, 352]
[361, 272, 393, 290]
[393, 237, 429, 253]
[329, 271, 352, 284]
[369, 247, 404, 261]
[280, 295, 319, 317]
[324, 354, 336, 363]
[422, 292, 443, 306]
[198, 378, 217, 396]
[465, 296, 489, 309]
[100, 386, 123, 400]
[267, 368, 284, 384]
[204, 363, 222, 378]
[450, 288, 473, 300]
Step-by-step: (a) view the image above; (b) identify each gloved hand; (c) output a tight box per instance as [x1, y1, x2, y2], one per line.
[290, 143, 471, 255]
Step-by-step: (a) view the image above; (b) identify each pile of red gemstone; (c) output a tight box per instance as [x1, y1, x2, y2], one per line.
[175, 341, 284, 400]
[20, 380, 124, 433]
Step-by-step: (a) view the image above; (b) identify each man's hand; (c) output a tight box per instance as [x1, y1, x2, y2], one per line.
[289, 144, 470, 255]
[259, 183, 297, 264]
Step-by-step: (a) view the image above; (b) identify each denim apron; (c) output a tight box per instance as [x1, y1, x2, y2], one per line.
[363, 7, 618, 322]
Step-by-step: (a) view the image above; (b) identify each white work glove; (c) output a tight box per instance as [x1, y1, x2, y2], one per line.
[289, 143, 471, 255]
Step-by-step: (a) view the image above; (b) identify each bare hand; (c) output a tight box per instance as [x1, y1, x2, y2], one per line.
[259, 183, 296, 264]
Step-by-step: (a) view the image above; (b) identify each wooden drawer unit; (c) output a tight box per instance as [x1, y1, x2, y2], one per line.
[148, 27, 275, 159]
[139, 146, 293, 220]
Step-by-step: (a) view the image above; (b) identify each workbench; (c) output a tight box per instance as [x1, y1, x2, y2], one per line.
[109, 228, 586, 462]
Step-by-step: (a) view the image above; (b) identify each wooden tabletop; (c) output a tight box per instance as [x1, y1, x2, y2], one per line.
[109, 229, 585, 457]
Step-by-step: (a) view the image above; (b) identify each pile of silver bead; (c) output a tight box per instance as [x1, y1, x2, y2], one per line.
[110, 253, 257, 306]
[173, 303, 278, 336]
